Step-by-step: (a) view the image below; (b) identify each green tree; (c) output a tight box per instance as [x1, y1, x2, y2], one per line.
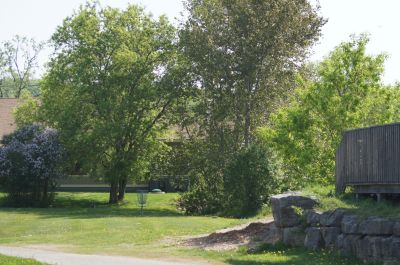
[177, 0, 325, 214]
[224, 144, 280, 217]
[40, 3, 186, 203]
[181, 0, 325, 147]
[260, 35, 389, 187]
[0, 36, 44, 98]
[13, 90, 41, 128]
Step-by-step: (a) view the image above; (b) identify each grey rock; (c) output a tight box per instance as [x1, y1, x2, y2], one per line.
[341, 215, 359, 234]
[381, 237, 400, 260]
[382, 237, 394, 259]
[304, 210, 321, 226]
[364, 236, 386, 263]
[336, 234, 346, 253]
[304, 227, 324, 250]
[354, 236, 372, 262]
[358, 217, 394, 235]
[321, 227, 341, 249]
[282, 226, 306, 247]
[393, 222, 400, 236]
[271, 193, 318, 228]
[384, 258, 400, 265]
[392, 237, 400, 259]
[320, 208, 346, 227]
[337, 234, 361, 257]
[342, 235, 362, 256]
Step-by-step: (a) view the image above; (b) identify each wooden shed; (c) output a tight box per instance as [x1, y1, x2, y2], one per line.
[336, 123, 400, 196]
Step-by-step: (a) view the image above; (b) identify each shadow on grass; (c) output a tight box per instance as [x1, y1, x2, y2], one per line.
[0, 193, 185, 219]
[0, 207, 184, 219]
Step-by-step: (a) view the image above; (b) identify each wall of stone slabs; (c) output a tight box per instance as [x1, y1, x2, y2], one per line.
[271, 193, 400, 265]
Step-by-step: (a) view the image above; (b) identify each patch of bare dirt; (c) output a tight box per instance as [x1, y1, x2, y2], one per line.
[184, 218, 280, 251]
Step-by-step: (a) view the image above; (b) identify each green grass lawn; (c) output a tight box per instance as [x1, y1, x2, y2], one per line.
[0, 192, 367, 265]
[304, 184, 400, 218]
[187, 244, 365, 265]
[0, 192, 244, 257]
[0, 254, 47, 265]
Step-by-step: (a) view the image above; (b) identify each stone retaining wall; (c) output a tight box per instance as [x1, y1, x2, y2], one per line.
[271, 193, 400, 265]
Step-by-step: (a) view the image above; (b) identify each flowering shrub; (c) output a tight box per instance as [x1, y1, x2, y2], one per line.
[0, 124, 65, 207]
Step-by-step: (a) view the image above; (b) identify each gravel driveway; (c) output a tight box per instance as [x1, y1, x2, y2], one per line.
[0, 246, 208, 265]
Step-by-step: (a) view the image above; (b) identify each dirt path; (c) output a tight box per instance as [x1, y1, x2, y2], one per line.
[0, 246, 209, 265]
[184, 218, 278, 251]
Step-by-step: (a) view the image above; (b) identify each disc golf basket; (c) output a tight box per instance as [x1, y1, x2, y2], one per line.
[137, 190, 148, 215]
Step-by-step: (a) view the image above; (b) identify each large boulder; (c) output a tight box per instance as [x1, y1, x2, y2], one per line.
[319, 208, 346, 227]
[341, 215, 359, 234]
[391, 237, 400, 259]
[393, 222, 400, 236]
[384, 259, 400, 265]
[282, 226, 306, 247]
[354, 236, 371, 262]
[337, 234, 361, 256]
[321, 227, 341, 249]
[358, 217, 394, 235]
[362, 236, 387, 263]
[304, 227, 324, 250]
[304, 210, 321, 227]
[271, 193, 318, 228]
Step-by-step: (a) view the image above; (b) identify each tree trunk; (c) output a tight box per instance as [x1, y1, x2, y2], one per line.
[244, 101, 251, 147]
[109, 181, 119, 204]
[117, 177, 127, 201]
[43, 178, 48, 203]
[243, 81, 252, 147]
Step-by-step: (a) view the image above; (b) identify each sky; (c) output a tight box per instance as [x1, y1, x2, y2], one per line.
[1, 0, 399, 84]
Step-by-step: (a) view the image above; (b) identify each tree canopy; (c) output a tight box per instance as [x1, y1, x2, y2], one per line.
[40, 3, 187, 203]
[0, 36, 43, 98]
[260, 35, 400, 187]
[175, 0, 325, 214]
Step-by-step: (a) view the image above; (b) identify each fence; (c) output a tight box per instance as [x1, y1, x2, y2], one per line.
[336, 123, 400, 194]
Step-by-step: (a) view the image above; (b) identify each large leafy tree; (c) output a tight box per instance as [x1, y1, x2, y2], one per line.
[176, 0, 325, 213]
[180, 0, 325, 149]
[260, 35, 395, 187]
[40, 3, 186, 203]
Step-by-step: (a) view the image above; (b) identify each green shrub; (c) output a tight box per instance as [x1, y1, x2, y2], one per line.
[177, 174, 223, 215]
[223, 144, 280, 217]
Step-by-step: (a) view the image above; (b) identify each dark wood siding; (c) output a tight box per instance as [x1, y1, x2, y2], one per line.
[336, 123, 400, 193]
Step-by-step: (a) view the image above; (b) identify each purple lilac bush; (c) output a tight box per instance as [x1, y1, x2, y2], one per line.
[0, 124, 65, 207]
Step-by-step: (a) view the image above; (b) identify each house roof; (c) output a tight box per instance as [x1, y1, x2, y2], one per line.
[0, 98, 19, 140]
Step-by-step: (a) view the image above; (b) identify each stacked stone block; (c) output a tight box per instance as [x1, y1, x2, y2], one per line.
[270, 193, 400, 265]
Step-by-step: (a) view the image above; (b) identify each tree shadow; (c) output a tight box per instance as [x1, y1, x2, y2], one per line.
[0, 206, 185, 219]
[0, 193, 185, 219]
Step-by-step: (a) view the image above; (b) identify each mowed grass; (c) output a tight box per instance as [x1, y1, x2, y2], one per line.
[0, 254, 47, 265]
[0, 192, 244, 257]
[0, 192, 368, 265]
[186, 244, 365, 265]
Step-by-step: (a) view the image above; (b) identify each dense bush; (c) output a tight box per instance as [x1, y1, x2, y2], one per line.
[177, 173, 224, 215]
[177, 144, 281, 217]
[223, 144, 280, 217]
[0, 124, 65, 207]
